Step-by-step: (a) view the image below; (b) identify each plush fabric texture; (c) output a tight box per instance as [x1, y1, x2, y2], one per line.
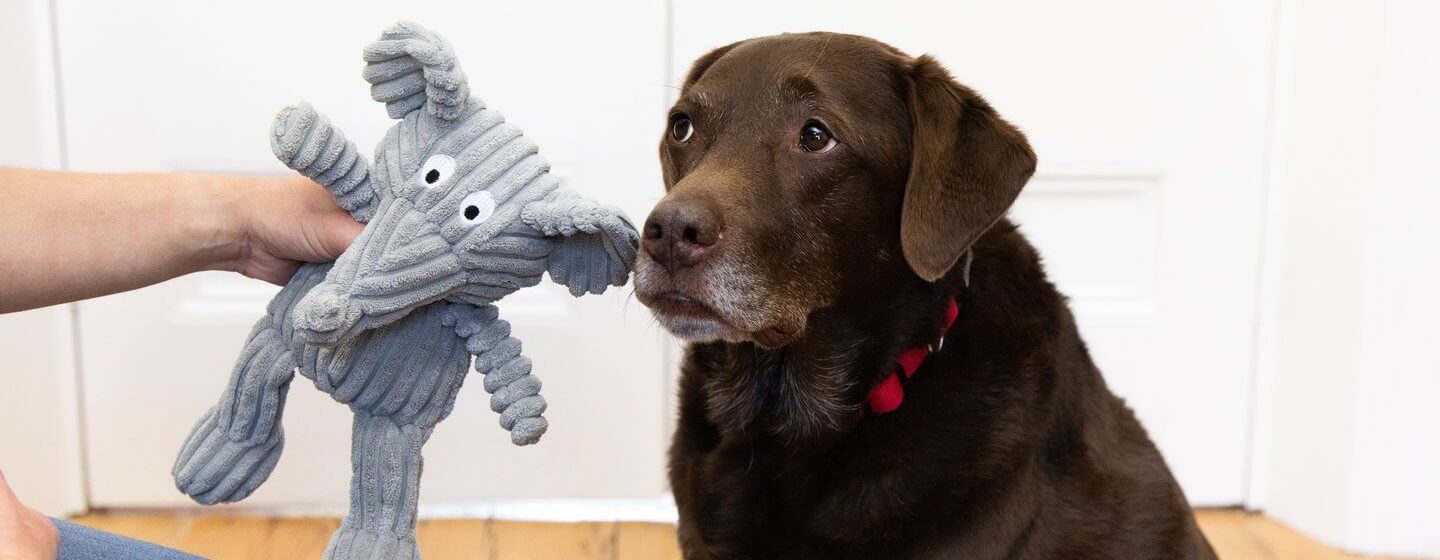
[172, 21, 638, 560]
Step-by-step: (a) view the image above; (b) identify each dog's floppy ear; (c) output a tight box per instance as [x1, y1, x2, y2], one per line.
[901, 55, 1037, 282]
[681, 40, 745, 89]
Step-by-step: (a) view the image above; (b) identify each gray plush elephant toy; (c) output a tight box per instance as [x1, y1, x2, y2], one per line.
[171, 22, 639, 559]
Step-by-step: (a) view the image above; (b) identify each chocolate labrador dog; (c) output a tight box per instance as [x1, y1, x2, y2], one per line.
[634, 32, 1215, 559]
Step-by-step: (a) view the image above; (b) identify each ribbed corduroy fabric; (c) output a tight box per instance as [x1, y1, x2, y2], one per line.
[172, 22, 638, 559]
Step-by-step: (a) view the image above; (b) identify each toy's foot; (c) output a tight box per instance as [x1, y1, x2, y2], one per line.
[323, 524, 419, 560]
[172, 408, 284, 505]
[510, 416, 548, 446]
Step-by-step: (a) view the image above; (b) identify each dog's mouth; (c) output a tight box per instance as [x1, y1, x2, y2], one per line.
[634, 256, 808, 347]
[646, 291, 719, 319]
[638, 289, 742, 343]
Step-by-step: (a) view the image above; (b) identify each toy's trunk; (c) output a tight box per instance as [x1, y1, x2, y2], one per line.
[292, 197, 466, 346]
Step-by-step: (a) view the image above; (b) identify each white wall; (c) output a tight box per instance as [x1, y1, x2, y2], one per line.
[1253, 0, 1440, 555]
[0, 0, 88, 516]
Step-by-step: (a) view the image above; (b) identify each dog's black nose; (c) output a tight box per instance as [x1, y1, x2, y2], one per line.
[643, 196, 723, 269]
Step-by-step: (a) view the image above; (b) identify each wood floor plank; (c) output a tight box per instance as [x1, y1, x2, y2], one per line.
[488, 521, 615, 560]
[66, 509, 1415, 560]
[1197, 510, 1273, 559]
[1246, 515, 1372, 560]
[417, 519, 491, 559]
[68, 512, 189, 548]
[178, 516, 336, 560]
[1195, 510, 1416, 560]
[615, 522, 682, 560]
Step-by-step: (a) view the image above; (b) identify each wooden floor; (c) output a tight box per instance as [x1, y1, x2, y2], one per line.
[70, 509, 1412, 560]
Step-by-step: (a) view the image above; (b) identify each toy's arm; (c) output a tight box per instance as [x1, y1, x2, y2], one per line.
[270, 103, 379, 222]
[448, 304, 548, 445]
[520, 194, 640, 297]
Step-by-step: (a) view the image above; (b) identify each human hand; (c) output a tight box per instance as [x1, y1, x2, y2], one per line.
[0, 469, 58, 560]
[0, 168, 364, 313]
[219, 176, 365, 285]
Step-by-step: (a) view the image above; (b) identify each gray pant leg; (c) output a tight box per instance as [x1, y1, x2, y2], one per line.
[52, 519, 204, 560]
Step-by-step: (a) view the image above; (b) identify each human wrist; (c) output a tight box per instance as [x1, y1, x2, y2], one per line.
[178, 174, 259, 274]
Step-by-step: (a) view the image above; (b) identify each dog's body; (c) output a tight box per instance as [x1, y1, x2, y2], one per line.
[636, 33, 1215, 559]
[668, 223, 1213, 559]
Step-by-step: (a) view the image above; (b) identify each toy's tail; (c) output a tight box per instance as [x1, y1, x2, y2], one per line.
[271, 102, 376, 222]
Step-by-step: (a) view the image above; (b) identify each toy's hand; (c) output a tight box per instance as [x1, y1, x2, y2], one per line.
[521, 197, 640, 296]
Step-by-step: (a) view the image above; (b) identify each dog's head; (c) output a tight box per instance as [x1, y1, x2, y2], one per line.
[636, 33, 1036, 349]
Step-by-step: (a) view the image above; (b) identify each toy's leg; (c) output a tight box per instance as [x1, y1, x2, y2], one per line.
[172, 320, 295, 504]
[173, 264, 328, 504]
[318, 305, 474, 559]
[451, 305, 548, 445]
[323, 412, 426, 560]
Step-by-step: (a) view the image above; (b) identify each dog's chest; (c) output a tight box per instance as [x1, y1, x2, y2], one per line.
[675, 430, 928, 560]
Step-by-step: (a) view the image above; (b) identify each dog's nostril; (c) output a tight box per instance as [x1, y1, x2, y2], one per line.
[643, 195, 723, 266]
[688, 223, 721, 247]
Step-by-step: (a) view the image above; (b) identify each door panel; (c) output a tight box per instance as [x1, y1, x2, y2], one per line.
[670, 1, 1274, 505]
[61, 0, 672, 507]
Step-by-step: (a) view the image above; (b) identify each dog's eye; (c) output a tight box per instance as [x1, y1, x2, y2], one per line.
[670, 115, 694, 143]
[458, 191, 495, 225]
[417, 154, 456, 187]
[800, 123, 836, 153]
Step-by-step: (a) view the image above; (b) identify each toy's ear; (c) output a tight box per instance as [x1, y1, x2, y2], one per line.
[362, 21, 470, 121]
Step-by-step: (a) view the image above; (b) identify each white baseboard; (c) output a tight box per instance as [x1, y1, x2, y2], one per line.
[147, 496, 681, 525]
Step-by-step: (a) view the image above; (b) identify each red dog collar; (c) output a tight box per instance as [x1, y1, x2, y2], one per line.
[866, 298, 960, 415]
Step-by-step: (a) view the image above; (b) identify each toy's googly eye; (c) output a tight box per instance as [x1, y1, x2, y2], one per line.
[458, 191, 495, 224]
[417, 155, 456, 187]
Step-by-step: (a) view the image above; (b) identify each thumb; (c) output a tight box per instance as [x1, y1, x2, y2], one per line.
[313, 212, 364, 262]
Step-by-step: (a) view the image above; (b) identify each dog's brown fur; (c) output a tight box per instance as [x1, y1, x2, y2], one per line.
[637, 33, 1215, 559]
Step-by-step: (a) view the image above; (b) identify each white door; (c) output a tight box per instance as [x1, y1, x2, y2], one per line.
[61, 1, 673, 509]
[670, 1, 1273, 505]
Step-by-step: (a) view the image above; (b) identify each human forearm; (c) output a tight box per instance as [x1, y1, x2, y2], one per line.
[0, 168, 359, 313]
